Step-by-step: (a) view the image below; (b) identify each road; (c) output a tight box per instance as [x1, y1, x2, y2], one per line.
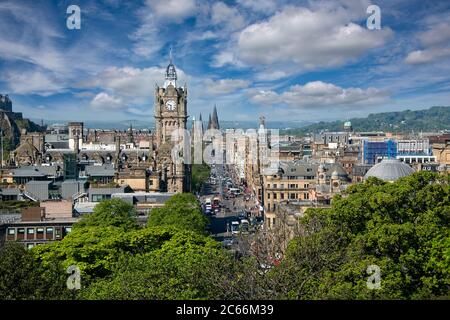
[199, 162, 261, 250]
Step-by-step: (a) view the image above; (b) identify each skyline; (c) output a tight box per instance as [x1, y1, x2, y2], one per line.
[1, 0, 450, 122]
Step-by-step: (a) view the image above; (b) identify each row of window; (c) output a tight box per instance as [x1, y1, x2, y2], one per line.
[267, 183, 310, 189]
[267, 192, 309, 200]
[7, 226, 72, 237]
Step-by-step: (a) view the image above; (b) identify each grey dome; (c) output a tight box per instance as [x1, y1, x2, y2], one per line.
[364, 159, 415, 182]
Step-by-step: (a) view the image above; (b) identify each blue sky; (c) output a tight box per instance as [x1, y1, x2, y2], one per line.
[1, 0, 450, 123]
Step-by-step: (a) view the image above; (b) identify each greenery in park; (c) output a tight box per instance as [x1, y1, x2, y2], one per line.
[0, 172, 449, 300]
[283, 106, 450, 135]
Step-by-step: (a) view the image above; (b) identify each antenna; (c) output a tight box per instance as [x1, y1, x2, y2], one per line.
[169, 46, 173, 64]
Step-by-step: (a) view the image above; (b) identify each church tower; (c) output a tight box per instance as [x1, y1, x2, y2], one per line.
[154, 50, 190, 193]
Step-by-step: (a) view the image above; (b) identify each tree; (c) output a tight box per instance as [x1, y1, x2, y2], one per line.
[76, 198, 139, 230]
[0, 242, 69, 300]
[271, 172, 450, 299]
[147, 193, 208, 233]
[78, 229, 229, 300]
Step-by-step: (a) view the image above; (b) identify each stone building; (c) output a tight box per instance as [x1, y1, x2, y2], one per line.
[153, 54, 191, 193]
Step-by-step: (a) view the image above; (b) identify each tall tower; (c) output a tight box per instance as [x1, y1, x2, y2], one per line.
[68, 122, 84, 151]
[154, 51, 190, 193]
[154, 52, 188, 147]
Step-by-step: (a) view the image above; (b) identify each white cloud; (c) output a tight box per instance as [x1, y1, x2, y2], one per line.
[80, 66, 186, 99]
[218, 6, 392, 70]
[145, 0, 197, 22]
[203, 78, 250, 95]
[405, 21, 450, 65]
[6, 70, 66, 96]
[90, 92, 123, 109]
[236, 0, 277, 14]
[211, 2, 245, 31]
[405, 48, 450, 65]
[249, 81, 390, 109]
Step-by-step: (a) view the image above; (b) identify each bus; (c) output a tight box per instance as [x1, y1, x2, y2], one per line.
[205, 198, 212, 211]
[231, 221, 240, 235]
[229, 188, 241, 196]
[240, 219, 249, 234]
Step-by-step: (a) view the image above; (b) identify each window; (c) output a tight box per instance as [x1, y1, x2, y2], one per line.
[273, 184, 277, 188]
[280, 193, 284, 200]
[273, 193, 277, 199]
[46, 227, 54, 234]
[150, 180, 154, 186]
[280, 184, 284, 189]
[7, 228, 15, 235]
[92, 194, 110, 202]
[36, 228, 44, 234]
[17, 228, 25, 235]
[26, 243, 34, 250]
[64, 227, 72, 233]
[27, 228, 35, 235]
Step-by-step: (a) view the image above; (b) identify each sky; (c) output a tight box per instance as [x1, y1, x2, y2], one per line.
[0, 0, 450, 124]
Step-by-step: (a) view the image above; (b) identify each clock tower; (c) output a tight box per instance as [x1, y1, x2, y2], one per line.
[154, 53, 188, 146]
[153, 52, 190, 193]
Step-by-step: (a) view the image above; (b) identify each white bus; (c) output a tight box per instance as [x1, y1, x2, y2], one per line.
[229, 188, 241, 196]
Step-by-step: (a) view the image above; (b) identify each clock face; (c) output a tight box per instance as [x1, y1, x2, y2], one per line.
[165, 100, 176, 111]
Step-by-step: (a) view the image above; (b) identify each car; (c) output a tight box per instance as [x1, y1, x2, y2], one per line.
[221, 237, 234, 248]
[238, 212, 247, 220]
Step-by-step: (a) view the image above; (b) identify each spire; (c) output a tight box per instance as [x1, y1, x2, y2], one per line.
[164, 47, 177, 88]
[207, 114, 212, 130]
[128, 123, 134, 144]
[211, 104, 219, 130]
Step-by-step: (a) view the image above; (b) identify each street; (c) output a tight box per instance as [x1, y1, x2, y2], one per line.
[198, 162, 263, 251]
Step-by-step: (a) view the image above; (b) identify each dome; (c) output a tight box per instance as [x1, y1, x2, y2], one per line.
[364, 159, 415, 182]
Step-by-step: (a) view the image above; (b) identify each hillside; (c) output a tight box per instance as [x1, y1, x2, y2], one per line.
[283, 106, 450, 135]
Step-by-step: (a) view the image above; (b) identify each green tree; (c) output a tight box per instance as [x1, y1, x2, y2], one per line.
[147, 193, 208, 233]
[0, 242, 69, 300]
[272, 172, 450, 299]
[192, 162, 211, 192]
[76, 198, 139, 230]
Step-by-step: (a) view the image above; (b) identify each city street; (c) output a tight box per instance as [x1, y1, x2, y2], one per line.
[198, 162, 262, 252]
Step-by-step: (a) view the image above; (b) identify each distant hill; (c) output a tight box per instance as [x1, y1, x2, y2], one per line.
[283, 106, 450, 135]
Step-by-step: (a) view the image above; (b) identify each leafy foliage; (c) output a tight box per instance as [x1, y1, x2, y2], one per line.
[75, 198, 139, 230]
[272, 172, 450, 299]
[147, 193, 208, 233]
[0, 242, 70, 300]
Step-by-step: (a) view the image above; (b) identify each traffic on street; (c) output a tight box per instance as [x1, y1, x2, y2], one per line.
[197, 163, 264, 252]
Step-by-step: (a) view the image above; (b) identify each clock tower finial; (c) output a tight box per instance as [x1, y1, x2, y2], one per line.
[164, 47, 177, 88]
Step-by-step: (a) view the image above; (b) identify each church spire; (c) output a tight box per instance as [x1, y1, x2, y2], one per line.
[211, 104, 219, 130]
